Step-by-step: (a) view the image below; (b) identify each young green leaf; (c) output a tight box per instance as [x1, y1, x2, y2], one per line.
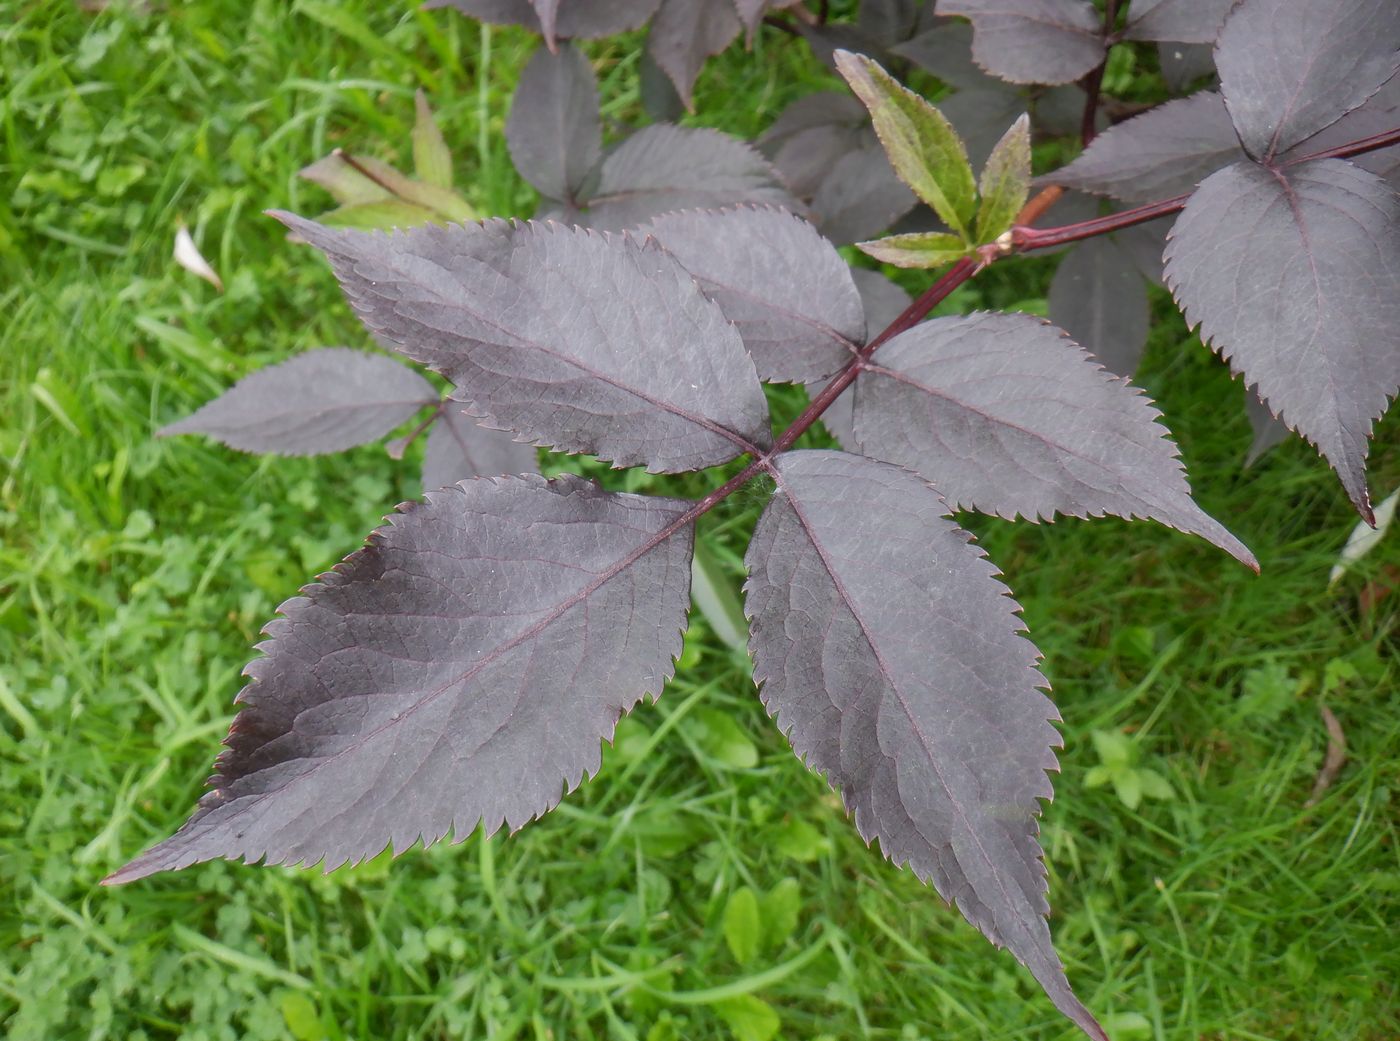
[833, 49, 977, 238]
[760, 878, 802, 950]
[856, 230, 970, 268]
[713, 995, 780, 1041]
[412, 90, 454, 190]
[975, 113, 1031, 242]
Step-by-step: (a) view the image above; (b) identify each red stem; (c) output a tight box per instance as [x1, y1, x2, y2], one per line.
[1013, 125, 1400, 253]
[1078, 0, 1121, 146]
[680, 123, 1400, 521]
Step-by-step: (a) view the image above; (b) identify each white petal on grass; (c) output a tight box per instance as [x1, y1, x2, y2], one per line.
[173, 224, 223, 291]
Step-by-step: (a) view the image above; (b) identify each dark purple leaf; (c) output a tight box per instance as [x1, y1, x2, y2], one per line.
[733, 0, 772, 37]
[579, 125, 798, 231]
[939, 0, 1106, 86]
[1112, 216, 1171, 287]
[1157, 41, 1216, 92]
[1044, 91, 1241, 204]
[810, 139, 918, 245]
[422, 402, 539, 490]
[941, 86, 1030, 170]
[424, 0, 661, 47]
[1216, 0, 1400, 161]
[797, 21, 889, 70]
[106, 474, 695, 883]
[639, 207, 865, 382]
[744, 450, 1106, 1041]
[1285, 74, 1400, 185]
[647, 0, 742, 110]
[160, 348, 436, 455]
[810, 269, 913, 448]
[1030, 85, 1101, 139]
[639, 48, 685, 124]
[857, 0, 925, 45]
[1122, 0, 1233, 43]
[1047, 237, 1150, 377]
[1164, 158, 1400, 518]
[506, 43, 601, 203]
[852, 267, 914, 334]
[757, 93, 870, 200]
[1245, 388, 1291, 466]
[892, 20, 988, 89]
[275, 213, 772, 473]
[851, 312, 1257, 565]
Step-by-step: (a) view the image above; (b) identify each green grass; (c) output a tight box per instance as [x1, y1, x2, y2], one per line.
[2, 3, 1397, 1040]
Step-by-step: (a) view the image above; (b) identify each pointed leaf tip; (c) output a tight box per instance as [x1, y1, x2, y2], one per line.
[108, 475, 697, 883]
[834, 49, 977, 239]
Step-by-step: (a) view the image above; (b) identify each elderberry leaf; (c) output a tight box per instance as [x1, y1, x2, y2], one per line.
[757, 92, 869, 199]
[639, 207, 865, 382]
[105, 474, 695, 883]
[892, 20, 987, 90]
[942, 85, 1030, 170]
[275, 213, 771, 473]
[744, 450, 1106, 1041]
[811, 270, 912, 449]
[424, 0, 661, 48]
[1163, 159, 1400, 519]
[506, 43, 601, 203]
[1215, 0, 1400, 161]
[976, 113, 1031, 242]
[639, 48, 685, 124]
[939, 0, 1105, 86]
[1121, 0, 1234, 44]
[835, 50, 978, 238]
[856, 230, 969, 268]
[1245, 388, 1291, 467]
[1157, 42, 1216, 92]
[160, 348, 436, 455]
[421, 401, 539, 490]
[1044, 91, 1241, 204]
[1285, 75, 1400, 185]
[646, 0, 742, 111]
[576, 125, 797, 232]
[851, 312, 1257, 566]
[1048, 237, 1150, 377]
[809, 137, 918, 244]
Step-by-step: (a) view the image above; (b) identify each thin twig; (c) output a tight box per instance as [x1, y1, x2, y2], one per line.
[1078, 0, 1121, 146]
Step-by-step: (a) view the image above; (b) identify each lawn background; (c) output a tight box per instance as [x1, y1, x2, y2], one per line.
[1, 2, 1397, 1039]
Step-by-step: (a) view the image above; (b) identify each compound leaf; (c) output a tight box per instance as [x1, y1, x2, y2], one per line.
[160, 348, 436, 455]
[639, 207, 865, 382]
[1164, 158, 1400, 519]
[1216, 0, 1400, 161]
[506, 43, 602, 203]
[424, 0, 661, 47]
[647, 0, 742, 111]
[1285, 74, 1400, 185]
[106, 474, 695, 883]
[1122, 0, 1234, 43]
[576, 125, 797, 232]
[851, 313, 1257, 566]
[421, 401, 539, 490]
[939, 0, 1105, 86]
[744, 450, 1105, 1041]
[275, 213, 771, 473]
[835, 50, 978, 238]
[1044, 91, 1241, 204]
[976, 113, 1031, 242]
[1048, 236, 1150, 376]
